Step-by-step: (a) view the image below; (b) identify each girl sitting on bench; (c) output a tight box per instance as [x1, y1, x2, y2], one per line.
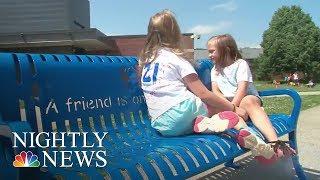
[206, 34, 296, 164]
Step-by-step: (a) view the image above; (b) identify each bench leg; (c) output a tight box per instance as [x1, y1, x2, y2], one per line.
[289, 131, 307, 180]
[225, 159, 241, 169]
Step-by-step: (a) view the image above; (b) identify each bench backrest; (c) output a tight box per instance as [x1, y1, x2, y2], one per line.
[0, 53, 152, 136]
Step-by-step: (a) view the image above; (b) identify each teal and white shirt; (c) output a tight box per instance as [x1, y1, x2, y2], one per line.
[211, 59, 259, 99]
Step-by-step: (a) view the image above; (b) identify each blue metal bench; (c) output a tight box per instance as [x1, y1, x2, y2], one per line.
[0, 53, 306, 179]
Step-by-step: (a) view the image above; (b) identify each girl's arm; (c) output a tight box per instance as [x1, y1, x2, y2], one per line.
[233, 60, 252, 107]
[232, 81, 248, 106]
[211, 82, 226, 99]
[183, 73, 247, 119]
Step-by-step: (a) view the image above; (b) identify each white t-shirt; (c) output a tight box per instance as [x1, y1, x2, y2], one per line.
[211, 59, 259, 98]
[141, 48, 197, 120]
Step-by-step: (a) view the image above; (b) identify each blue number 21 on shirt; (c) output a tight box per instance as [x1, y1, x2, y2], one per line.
[142, 63, 159, 83]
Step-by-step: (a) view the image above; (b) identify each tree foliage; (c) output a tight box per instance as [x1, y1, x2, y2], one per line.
[254, 5, 320, 81]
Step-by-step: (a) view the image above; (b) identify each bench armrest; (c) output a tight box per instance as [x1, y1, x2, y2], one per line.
[258, 88, 302, 128]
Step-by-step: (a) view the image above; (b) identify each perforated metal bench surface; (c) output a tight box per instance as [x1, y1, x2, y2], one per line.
[0, 53, 306, 180]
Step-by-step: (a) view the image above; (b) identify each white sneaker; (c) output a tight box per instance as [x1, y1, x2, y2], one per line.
[193, 111, 239, 133]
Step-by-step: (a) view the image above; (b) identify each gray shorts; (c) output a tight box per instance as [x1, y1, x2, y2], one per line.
[226, 95, 263, 107]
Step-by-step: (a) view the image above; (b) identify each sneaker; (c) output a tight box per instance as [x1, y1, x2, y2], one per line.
[269, 140, 296, 158]
[236, 128, 278, 165]
[193, 111, 239, 133]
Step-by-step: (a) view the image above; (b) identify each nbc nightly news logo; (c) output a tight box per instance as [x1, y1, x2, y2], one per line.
[12, 132, 108, 168]
[13, 151, 40, 167]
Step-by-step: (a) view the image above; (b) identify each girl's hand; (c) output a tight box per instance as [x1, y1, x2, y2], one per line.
[232, 81, 248, 107]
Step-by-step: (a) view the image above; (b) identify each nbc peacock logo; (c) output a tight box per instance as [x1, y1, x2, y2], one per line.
[13, 151, 40, 167]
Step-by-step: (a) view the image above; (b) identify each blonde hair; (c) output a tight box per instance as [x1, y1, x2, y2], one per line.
[138, 10, 186, 75]
[207, 34, 242, 74]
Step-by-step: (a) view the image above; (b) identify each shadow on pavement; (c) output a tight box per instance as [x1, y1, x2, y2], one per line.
[198, 155, 320, 180]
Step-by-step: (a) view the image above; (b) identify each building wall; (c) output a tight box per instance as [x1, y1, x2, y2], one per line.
[106, 34, 194, 59]
[68, 0, 90, 29]
[0, 0, 89, 33]
[194, 49, 209, 60]
[109, 36, 146, 56]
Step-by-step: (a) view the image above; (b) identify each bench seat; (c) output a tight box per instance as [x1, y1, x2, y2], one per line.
[1, 114, 294, 179]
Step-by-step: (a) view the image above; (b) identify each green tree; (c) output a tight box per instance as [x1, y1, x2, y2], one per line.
[255, 5, 320, 81]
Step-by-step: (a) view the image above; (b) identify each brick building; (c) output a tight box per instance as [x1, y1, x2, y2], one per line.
[95, 33, 194, 59]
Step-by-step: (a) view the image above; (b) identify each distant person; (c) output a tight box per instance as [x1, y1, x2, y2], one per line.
[284, 74, 290, 85]
[284, 76, 288, 82]
[273, 79, 280, 88]
[293, 72, 300, 86]
[306, 79, 315, 88]
[207, 34, 296, 164]
[288, 73, 294, 85]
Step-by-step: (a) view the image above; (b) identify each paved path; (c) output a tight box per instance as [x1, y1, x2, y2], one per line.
[190, 105, 320, 180]
[299, 91, 320, 95]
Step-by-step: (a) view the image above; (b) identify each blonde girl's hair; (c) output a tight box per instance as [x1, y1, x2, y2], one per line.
[138, 10, 186, 75]
[207, 34, 242, 74]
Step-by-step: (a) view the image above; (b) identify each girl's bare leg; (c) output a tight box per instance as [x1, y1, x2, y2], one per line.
[239, 95, 278, 142]
[206, 102, 283, 163]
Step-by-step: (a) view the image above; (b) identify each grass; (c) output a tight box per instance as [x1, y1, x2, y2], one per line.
[254, 81, 320, 92]
[262, 95, 320, 115]
[254, 81, 320, 114]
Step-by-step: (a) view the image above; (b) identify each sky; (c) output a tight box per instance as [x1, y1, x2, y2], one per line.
[89, 0, 320, 49]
